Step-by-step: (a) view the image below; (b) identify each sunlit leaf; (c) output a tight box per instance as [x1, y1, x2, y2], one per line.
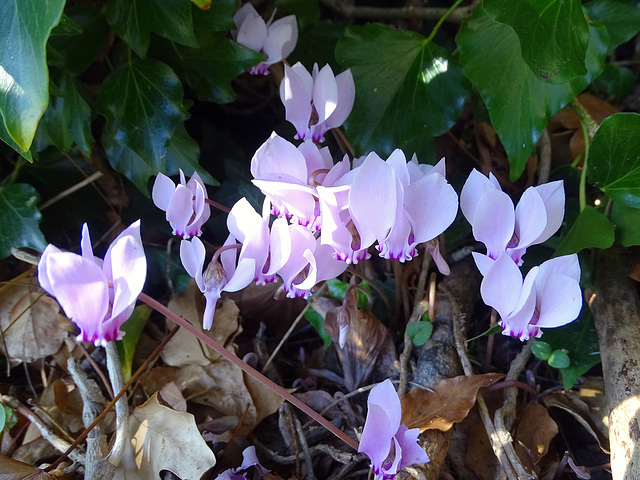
[0, 454, 56, 479]
[588, 112, 640, 208]
[0, 184, 46, 259]
[554, 206, 615, 256]
[548, 349, 571, 369]
[531, 340, 553, 361]
[336, 24, 469, 158]
[0, 0, 65, 154]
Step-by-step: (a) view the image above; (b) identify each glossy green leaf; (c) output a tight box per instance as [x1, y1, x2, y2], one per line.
[458, 4, 608, 180]
[585, 0, 640, 53]
[336, 24, 469, 157]
[98, 57, 186, 169]
[0, 0, 65, 153]
[325, 278, 370, 309]
[0, 184, 47, 259]
[39, 71, 93, 154]
[305, 307, 332, 348]
[467, 323, 504, 342]
[541, 308, 600, 389]
[192, 0, 237, 32]
[548, 349, 571, 369]
[592, 64, 636, 104]
[554, 206, 615, 256]
[0, 405, 5, 433]
[611, 202, 640, 247]
[117, 305, 151, 382]
[161, 33, 266, 104]
[105, 0, 198, 58]
[484, 0, 589, 83]
[588, 112, 640, 208]
[531, 340, 553, 361]
[407, 321, 433, 347]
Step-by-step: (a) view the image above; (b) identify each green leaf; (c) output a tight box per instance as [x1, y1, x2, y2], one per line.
[191, 0, 213, 10]
[275, 0, 319, 30]
[47, 8, 109, 76]
[192, 0, 237, 32]
[531, 340, 553, 361]
[39, 71, 93, 154]
[98, 57, 186, 174]
[592, 63, 636, 104]
[161, 33, 266, 104]
[585, 0, 640, 54]
[458, 4, 608, 181]
[483, 0, 589, 83]
[0, 0, 65, 153]
[548, 349, 571, 369]
[541, 308, 601, 389]
[305, 307, 332, 348]
[0, 184, 47, 259]
[336, 24, 469, 157]
[588, 112, 640, 208]
[117, 305, 151, 382]
[467, 323, 504, 342]
[1, 406, 16, 432]
[0, 405, 6, 433]
[554, 206, 615, 256]
[325, 278, 370, 308]
[407, 321, 433, 347]
[611, 202, 640, 247]
[105, 0, 198, 58]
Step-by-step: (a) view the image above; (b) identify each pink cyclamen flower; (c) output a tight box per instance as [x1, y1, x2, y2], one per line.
[359, 379, 429, 479]
[233, 3, 298, 75]
[152, 170, 211, 238]
[348, 151, 458, 269]
[461, 169, 564, 267]
[216, 446, 268, 480]
[38, 221, 146, 345]
[478, 252, 582, 341]
[281, 62, 355, 142]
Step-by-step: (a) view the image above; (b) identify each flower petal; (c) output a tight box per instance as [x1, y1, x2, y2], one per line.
[152, 173, 176, 212]
[180, 237, 206, 291]
[396, 425, 430, 471]
[512, 187, 547, 250]
[533, 180, 565, 244]
[166, 184, 194, 237]
[324, 68, 355, 131]
[263, 15, 298, 64]
[480, 253, 523, 320]
[280, 66, 313, 140]
[472, 184, 515, 259]
[312, 64, 339, 123]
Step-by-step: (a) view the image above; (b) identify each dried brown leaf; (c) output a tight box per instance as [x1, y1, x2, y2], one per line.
[0, 455, 56, 480]
[0, 281, 67, 363]
[400, 373, 504, 432]
[113, 393, 216, 480]
[514, 403, 558, 471]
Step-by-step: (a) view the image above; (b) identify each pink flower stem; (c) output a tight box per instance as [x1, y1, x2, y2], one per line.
[205, 198, 231, 213]
[138, 292, 359, 451]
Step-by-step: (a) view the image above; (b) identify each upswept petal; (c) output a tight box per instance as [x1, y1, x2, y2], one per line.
[235, 6, 267, 52]
[152, 173, 176, 212]
[251, 132, 308, 181]
[460, 169, 499, 223]
[80, 223, 95, 262]
[276, 225, 316, 290]
[535, 273, 582, 328]
[533, 180, 565, 244]
[312, 64, 339, 123]
[359, 403, 394, 474]
[472, 184, 515, 259]
[512, 187, 547, 250]
[266, 217, 292, 276]
[165, 184, 194, 237]
[368, 379, 402, 430]
[535, 254, 581, 287]
[280, 65, 313, 139]
[263, 15, 297, 64]
[322, 156, 352, 187]
[180, 237, 206, 291]
[324, 68, 355, 131]
[481, 253, 523, 320]
[314, 242, 349, 281]
[471, 252, 494, 277]
[395, 425, 429, 471]
[425, 239, 450, 275]
[386, 149, 410, 188]
[252, 179, 319, 227]
[500, 269, 537, 341]
[299, 141, 333, 182]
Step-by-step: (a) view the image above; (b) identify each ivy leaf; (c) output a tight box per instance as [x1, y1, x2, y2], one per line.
[0, 184, 47, 259]
[336, 24, 469, 158]
[38, 70, 93, 154]
[105, 0, 198, 58]
[98, 57, 186, 169]
[611, 202, 640, 247]
[587, 112, 640, 208]
[0, 0, 65, 154]
[554, 206, 615, 256]
[192, 0, 237, 32]
[458, 4, 608, 180]
[585, 0, 640, 54]
[483, 0, 589, 83]
[305, 307, 332, 348]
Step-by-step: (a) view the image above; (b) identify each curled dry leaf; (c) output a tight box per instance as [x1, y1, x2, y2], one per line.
[0, 280, 68, 364]
[113, 393, 216, 480]
[400, 373, 504, 432]
[514, 403, 558, 472]
[161, 281, 240, 366]
[0, 454, 58, 480]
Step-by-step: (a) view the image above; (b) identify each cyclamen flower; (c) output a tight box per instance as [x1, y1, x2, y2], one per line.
[461, 169, 564, 267]
[281, 62, 355, 142]
[215, 446, 268, 480]
[152, 170, 210, 238]
[359, 379, 429, 479]
[478, 253, 582, 341]
[233, 3, 298, 75]
[38, 221, 146, 345]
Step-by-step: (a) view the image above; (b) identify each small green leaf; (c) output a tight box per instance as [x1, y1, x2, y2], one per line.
[467, 323, 504, 342]
[484, 0, 589, 83]
[531, 340, 553, 361]
[336, 24, 469, 157]
[407, 321, 433, 347]
[98, 57, 187, 186]
[611, 202, 640, 247]
[0, 405, 6, 433]
[585, 0, 640, 54]
[0, 0, 65, 153]
[554, 206, 615, 256]
[117, 305, 152, 383]
[105, 0, 198, 58]
[305, 307, 332, 348]
[588, 112, 640, 208]
[326, 278, 349, 300]
[2, 406, 16, 431]
[0, 184, 47, 259]
[458, 4, 608, 180]
[548, 349, 571, 369]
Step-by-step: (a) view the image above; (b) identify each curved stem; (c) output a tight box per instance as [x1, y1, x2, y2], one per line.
[425, 0, 467, 43]
[138, 293, 359, 451]
[205, 198, 230, 213]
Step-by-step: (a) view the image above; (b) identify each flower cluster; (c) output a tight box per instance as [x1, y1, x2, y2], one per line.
[461, 170, 582, 341]
[233, 3, 298, 76]
[38, 221, 147, 345]
[359, 379, 429, 479]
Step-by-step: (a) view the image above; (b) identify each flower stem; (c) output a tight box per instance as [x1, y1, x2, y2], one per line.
[138, 292, 359, 451]
[205, 198, 231, 213]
